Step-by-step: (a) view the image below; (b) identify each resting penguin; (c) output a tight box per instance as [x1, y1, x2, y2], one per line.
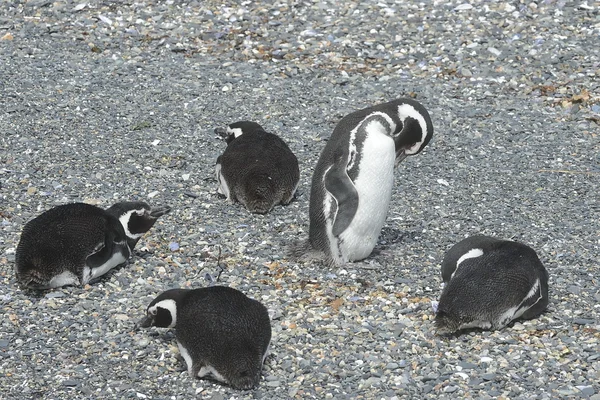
[15, 201, 171, 289]
[434, 235, 549, 334]
[214, 121, 300, 214]
[290, 98, 433, 266]
[137, 286, 272, 390]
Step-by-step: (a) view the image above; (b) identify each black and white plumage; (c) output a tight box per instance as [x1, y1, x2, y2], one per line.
[214, 121, 300, 214]
[15, 201, 171, 289]
[137, 286, 272, 390]
[435, 235, 549, 334]
[291, 98, 433, 266]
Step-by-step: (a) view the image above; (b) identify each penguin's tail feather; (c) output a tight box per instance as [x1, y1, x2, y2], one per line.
[15, 262, 49, 289]
[246, 199, 273, 214]
[433, 310, 460, 335]
[287, 239, 310, 259]
[286, 240, 328, 265]
[241, 173, 278, 214]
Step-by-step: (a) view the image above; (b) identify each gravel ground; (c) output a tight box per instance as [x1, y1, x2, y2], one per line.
[1, 1, 599, 399]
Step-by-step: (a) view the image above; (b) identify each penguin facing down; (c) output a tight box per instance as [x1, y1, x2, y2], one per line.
[435, 235, 549, 335]
[290, 98, 433, 266]
[137, 286, 272, 390]
[15, 201, 171, 289]
[214, 121, 300, 214]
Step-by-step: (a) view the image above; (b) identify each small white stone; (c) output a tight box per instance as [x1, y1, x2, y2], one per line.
[480, 356, 493, 363]
[454, 4, 473, 10]
[488, 47, 502, 56]
[455, 372, 469, 380]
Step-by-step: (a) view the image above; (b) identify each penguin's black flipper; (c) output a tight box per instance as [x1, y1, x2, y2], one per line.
[84, 240, 109, 269]
[324, 157, 359, 237]
[85, 225, 126, 273]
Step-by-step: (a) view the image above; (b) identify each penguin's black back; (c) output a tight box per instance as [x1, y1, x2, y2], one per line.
[220, 127, 299, 213]
[15, 203, 124, 285]
[176, 286, 271, 389]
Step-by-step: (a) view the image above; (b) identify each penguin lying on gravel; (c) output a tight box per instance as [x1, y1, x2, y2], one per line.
[290, 98, 433, 266]
[214, 121, 300, 214]
[15, 201, 171, 289]
[434, 235, 549, 334]
[137, 286, 271, 390]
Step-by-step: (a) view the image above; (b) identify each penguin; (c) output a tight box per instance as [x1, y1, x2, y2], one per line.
[290, 98, 433, 266]
[137, 286, 272, 390]
[15, 201, 171, 289]
[214, 121, 300, 214]
[434, 235, 549, 334]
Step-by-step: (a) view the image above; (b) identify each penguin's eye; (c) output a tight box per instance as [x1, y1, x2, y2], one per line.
[150, 308, 157, 316]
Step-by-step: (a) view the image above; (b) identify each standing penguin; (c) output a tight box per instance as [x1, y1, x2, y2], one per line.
[214, 121, 300, 214]
[137, 286, 272, 390]
[291, 98, 433, 266]
[15, 201, 171, 289]
[434, 235, 549, 334]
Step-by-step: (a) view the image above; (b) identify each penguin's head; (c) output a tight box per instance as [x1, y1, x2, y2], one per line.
[136, 288, 188, 329]
[106, 201, 171, 249]
[392, 101, 434, 166]
[215, 121, 265, 144]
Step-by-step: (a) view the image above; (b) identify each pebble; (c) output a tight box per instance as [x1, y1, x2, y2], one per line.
[573, 318, 595, 325]
[444, 385, 459, 393]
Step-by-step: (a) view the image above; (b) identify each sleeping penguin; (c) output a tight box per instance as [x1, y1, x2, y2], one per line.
[137, 286, 272, 390]
[290, 98, 433, 266]
[15, 201, 170, 289]
[434, 235, 549, 334]
[214, 121, 300, 214]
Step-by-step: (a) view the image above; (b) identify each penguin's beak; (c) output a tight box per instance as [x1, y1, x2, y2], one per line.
[394, 151, 408, 168]
[135, 315, 154, 330]
[149, 206, 171, 219]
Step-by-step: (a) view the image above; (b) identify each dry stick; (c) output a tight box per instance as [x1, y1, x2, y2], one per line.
[215, 246, 225, 282]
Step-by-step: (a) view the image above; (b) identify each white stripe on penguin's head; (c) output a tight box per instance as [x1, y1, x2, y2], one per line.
[118, 209, 146, 240]
[226, 126, 244, 138]
[149, 299, 177, 328]
[451, 248, 484, 280]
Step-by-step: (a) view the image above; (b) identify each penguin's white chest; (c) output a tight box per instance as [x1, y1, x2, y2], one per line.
[338, 134, 395, 262]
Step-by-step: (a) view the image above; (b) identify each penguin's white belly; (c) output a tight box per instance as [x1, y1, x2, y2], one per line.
[338, 137, 395, 262]
[215, 163, 231, 200]
[178, 342, 195, 376]
[48, 271, 79, 289]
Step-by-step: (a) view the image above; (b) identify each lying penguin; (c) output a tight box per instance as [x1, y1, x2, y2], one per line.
[214, 121, 300, 214]
[290, 98, 433, 266]
[15, 201, 170, 289]
[434, 235, 549, 334]
[137, 286, 271, 390]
